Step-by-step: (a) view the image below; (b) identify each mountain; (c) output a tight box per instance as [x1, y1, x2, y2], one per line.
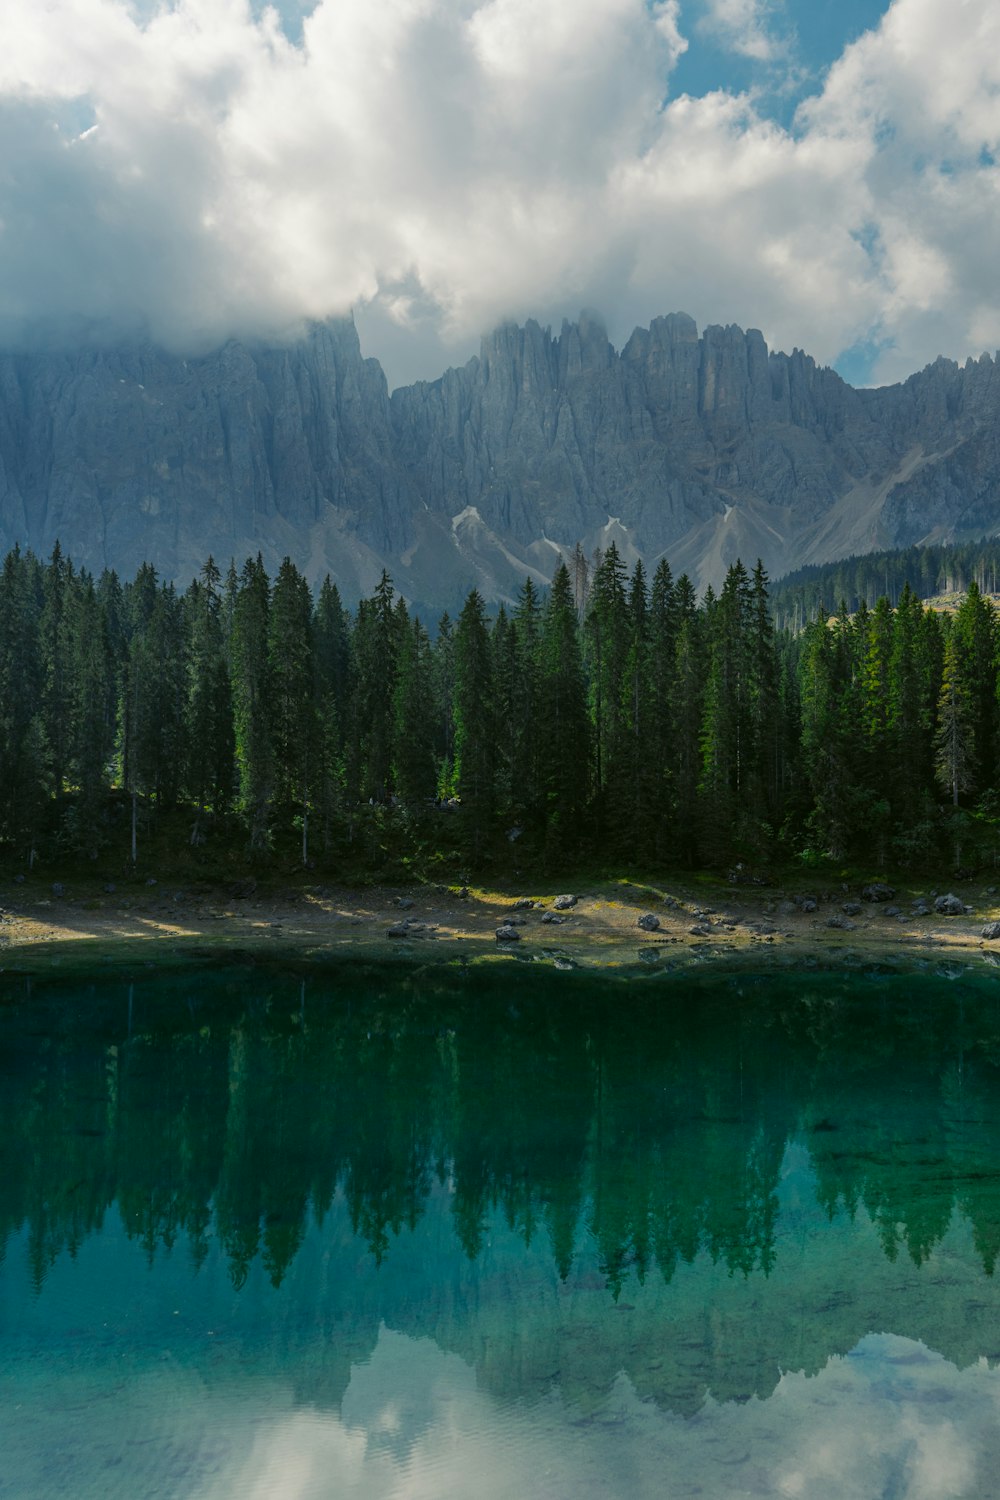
[1, 312, 999, 609]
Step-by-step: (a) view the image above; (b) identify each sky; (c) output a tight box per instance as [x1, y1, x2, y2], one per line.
[1, 0, 998, 389]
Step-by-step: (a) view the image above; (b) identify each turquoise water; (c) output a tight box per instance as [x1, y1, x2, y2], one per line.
[2, 958, 1000, 1498]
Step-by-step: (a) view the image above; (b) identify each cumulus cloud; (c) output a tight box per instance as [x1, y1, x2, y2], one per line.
[0, 0, 998, 387]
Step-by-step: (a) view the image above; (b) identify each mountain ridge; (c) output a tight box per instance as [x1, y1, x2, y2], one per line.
[1, 312, 998, 610]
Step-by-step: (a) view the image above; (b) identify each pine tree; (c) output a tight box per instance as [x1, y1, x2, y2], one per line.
[313, 577, 352, 847]
[584, 542, 630, 804]
[392, 617, 437, 805]
[700, 561, 754, 859]
[231, 555, 274, 852]
[951, 580, 997, 796]
[184, 558, 234, 834]
[351, 572, 399, 802]
[935, 629, 974, 807]
[66, 573, 115, 854]
[452, 589, 496, 862]
[0, 547, 47, 863]
[269, 558, 317, 862]
[537, 564, 590, 862]
[671, 576, 704, 867]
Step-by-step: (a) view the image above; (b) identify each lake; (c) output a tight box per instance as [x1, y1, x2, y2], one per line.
[2, 955, 1000, 1498]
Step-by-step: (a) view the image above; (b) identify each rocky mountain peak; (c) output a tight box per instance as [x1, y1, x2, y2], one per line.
[1, 313, 998, 614]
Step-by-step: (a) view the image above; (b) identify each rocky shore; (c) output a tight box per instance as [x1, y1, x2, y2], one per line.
[3, 873, 1000, 974]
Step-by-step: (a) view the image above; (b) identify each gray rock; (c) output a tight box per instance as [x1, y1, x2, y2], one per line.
[553, 894, 578, 911]
[637, 913, 661, 932]
[387, 922, 411, 938]
[51, 882, 64, 897]
[982, 922, 1000, 940]
[689, 925, 711, 937]
[827, 915, 856, 930]
[513, 898, 534, 910]
[884, 905, 902, 917]
[540, 914, 566, 925]
[800, 899, 818, 914]
[862, 883, 896, 902]
[502, 915, 527, 926]
[496, 925, 521, 943]
[842, 902, 862, 916]
[935, 893, 966, 916]
[395, 897, 415, 910]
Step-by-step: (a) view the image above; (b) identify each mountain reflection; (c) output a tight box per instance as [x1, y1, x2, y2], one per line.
[2, 959, 1000, 1305]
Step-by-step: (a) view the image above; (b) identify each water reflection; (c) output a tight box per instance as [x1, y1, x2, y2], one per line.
[2, 961, 1000, 1420]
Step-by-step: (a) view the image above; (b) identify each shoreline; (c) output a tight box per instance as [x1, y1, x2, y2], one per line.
[3, 874, 1000, 978]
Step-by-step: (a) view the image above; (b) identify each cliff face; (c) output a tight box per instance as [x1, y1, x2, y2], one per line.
[1, 312, 998, 608]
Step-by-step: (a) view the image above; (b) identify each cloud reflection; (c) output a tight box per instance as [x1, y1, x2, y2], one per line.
[191, 1327, 999, 1500]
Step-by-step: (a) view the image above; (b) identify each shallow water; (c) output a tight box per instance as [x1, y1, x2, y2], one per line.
[2, 958, 1000, 1498]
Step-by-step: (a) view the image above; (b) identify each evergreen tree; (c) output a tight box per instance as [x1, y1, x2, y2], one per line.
[313, 577, 352, 847]
[951, 580, 997, 796]
[184, 558, 234, 833]
[584, 542, 630, 804]
[452, 589, 496, 861]
[269, 558, 317, 862]
[537, 564, 590, 862]
[66, 573, 115, 854]
[0, 547, 47, 862]
[231, 555, 274, 851]
[392, 618, 437, 805]
[671, 576, 704, 867]
[351, 572, 399, 802]
[935, 629, 974, 807]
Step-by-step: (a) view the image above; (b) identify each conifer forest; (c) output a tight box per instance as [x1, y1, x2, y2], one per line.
[1, 539, 999, 879]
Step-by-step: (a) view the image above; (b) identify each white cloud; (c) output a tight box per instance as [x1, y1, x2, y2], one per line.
[0, 0, 997, 387]
[699, 0, 788, 63]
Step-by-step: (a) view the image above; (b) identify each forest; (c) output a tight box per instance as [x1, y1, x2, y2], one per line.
[0, 539, 999, 879]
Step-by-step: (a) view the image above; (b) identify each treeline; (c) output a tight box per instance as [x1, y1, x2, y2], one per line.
[771, 538, 1000, 631]
[1, 541, 1000, 875]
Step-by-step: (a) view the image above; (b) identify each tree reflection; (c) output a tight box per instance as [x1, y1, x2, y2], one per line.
[2, 961, 1000, 1301]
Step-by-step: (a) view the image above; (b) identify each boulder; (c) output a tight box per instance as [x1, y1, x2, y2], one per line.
[800, 899, 818, 914]
[934, 893, 965, 916]
[496, 925, 521, 943]
[637, 913, 661, 932]
[395, 897, 415, 910]
[553, 894, 577, 911]
[827, 915, 856, 930]
[841, 902, 862, 916]
[513, 898, 534, 910]
[861, 883, 896, 902]
[982, 922, 1000, 941]
[540, 914, 565, 925]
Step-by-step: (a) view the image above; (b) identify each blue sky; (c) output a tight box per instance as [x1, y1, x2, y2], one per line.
[673, 1, 893, 124]
[1, 0, 998, 390]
